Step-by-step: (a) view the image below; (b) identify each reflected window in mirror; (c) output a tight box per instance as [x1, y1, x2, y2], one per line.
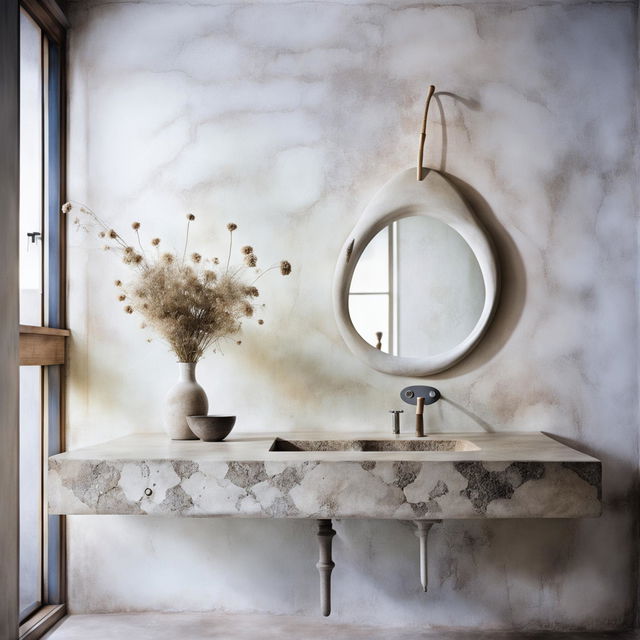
[348, 224, 392, 352]
[348, 216, 485, 358]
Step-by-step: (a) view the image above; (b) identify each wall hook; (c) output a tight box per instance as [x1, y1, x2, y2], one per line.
[417, 85, 436, 181]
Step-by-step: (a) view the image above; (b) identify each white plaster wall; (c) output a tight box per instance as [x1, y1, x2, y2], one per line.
[65, 0, 639, 630]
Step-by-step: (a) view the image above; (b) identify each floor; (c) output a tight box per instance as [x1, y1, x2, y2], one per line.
[43, 613, 640, 640]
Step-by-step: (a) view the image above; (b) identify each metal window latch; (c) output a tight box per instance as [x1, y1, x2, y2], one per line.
[27, 231, 42, 244]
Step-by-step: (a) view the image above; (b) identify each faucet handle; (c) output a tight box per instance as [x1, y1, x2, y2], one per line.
[401, 385, 440, 406]
[389, 409, 404, 435]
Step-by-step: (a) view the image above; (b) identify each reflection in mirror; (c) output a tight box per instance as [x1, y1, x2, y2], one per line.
[348, 216, 485, 357]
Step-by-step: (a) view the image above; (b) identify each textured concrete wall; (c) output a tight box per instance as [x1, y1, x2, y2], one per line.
[66, 0, 638, 630]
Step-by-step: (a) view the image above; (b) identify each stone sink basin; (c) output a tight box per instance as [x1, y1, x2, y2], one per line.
[48, 431, 601, 520]
[269, 437, 480, 452]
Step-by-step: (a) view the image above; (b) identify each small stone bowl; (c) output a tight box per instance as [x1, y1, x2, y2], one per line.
[186, 415, 236, 442]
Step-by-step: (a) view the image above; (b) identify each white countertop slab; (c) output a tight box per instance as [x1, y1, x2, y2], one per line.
[51, 431, 599, 463]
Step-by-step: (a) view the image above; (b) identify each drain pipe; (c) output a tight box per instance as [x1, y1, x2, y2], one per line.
[316, 519, 336, 616]
[414, 520, 440, 591]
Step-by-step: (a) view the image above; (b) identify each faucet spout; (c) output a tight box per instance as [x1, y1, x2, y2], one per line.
[415, 397, 425, 437]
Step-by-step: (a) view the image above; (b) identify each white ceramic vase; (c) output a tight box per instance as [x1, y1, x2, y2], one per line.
[164, 362, 208, 440]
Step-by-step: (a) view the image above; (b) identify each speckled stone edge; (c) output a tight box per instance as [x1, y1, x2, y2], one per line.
[48, 458, 601, 519]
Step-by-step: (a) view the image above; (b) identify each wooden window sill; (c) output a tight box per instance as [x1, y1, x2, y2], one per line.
[19, 325, 69, 366]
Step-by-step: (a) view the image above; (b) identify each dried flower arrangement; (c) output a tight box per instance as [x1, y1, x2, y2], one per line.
[63, 202, 291, 363]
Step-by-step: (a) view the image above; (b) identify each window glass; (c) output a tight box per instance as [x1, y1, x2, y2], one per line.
[20, 9, 43, 326]
[19, 7, 46, 623]
[19, 366, 43, 620]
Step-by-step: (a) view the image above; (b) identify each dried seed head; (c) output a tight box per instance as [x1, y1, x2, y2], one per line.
[98, 231, 106, 238]
[162, 253, 174, 264]
[280, 260, 292, 276]
[109, 229, 117, 239]
[132, 222, 141, 230]
[124, 305, 134, 314]
[236, 340, 242, 345]
[124, 246, 134, 254]
[258, 319, 264, 325]
[123, 251, 143, 265]
[151, 238, 161, 246]
[227, 223, 237, 232]
[61, 202, 72, 214]
[244, 253, 257, 268]
[191, 252, 202, 264]
[212, 257, 220, 265]
[187, 213, 195, 221]
[114, 280, 122, 287]
[244, 286, 259, 297]
[118, 294, 126, 301]
[203, 270, 217, 283]
[241, 245, 253, 255]
[243, 303, 254, 317]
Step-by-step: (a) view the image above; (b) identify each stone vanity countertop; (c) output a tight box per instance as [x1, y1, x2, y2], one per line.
[48, 432, 601, 520]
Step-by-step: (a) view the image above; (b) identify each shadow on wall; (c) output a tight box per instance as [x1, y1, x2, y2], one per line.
[434, 173, 526, 380]
[438, 396, 496, 432]
[335, 514, 632, 629]
[334, 517, 582, 624]
[423, 91, 527, 381]
[433, 91, 481, 173]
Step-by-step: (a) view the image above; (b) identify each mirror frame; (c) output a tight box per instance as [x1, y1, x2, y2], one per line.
[333, 169, 499, 376]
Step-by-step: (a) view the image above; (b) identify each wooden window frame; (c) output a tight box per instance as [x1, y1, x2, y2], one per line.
[18, 1, 68, 638]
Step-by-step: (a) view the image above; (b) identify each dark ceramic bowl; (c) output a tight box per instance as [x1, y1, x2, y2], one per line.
[186, 415, 236, 442]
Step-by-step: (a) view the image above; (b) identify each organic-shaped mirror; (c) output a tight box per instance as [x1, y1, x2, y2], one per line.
[333, 87, 499, 376]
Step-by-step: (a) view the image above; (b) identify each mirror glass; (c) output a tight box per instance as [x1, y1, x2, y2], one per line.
[348, 216, 485, 357]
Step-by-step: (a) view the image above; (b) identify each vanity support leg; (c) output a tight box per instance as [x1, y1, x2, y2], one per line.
[414, 520, 439, 592]
[316, 519, 336, 616]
